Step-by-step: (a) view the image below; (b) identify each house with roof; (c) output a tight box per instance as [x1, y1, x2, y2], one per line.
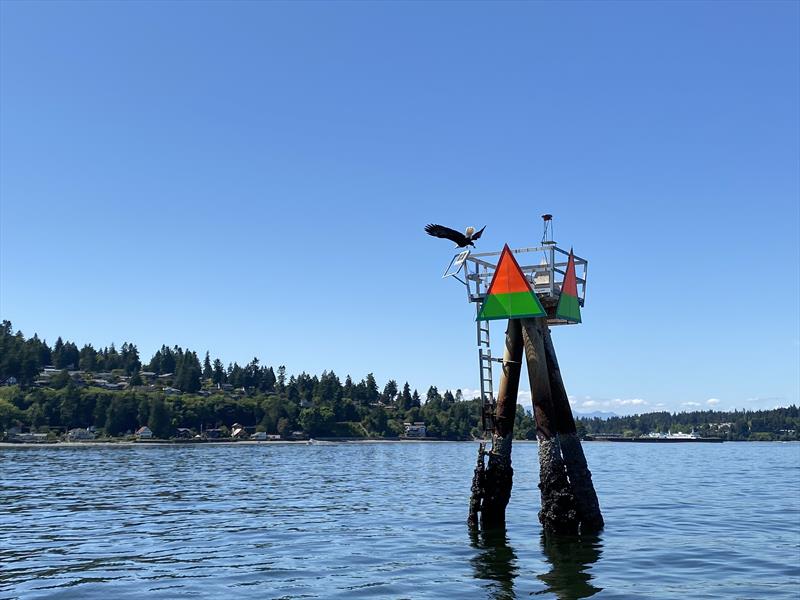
[231, 423, 252, 439]
[403, 422, 427, 438]
[135, 426, 153, 439]
[67, 428, 95, 442]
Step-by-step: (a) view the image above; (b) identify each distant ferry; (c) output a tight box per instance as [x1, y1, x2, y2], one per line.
[589, 430, 724, 443]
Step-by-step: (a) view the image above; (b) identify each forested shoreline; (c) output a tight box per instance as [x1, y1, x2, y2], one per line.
[1, 321, 797, 441]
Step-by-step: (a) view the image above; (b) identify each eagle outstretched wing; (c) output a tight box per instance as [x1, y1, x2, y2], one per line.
[471, 225, 486, 241]
[424, 223, 468, 246]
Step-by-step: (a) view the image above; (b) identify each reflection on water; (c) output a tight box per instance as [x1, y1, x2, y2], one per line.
[469, 526, 518, 600]
[2, 442, 798, 598]
[536, 532, 603, 599]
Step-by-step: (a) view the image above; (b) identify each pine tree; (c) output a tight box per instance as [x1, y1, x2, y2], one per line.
[276, 366, 286, 393]
[203, 352, 212, 380]
[399, 382, 412, 411]
[212, 358, 225, 385]
[381, 380, 396, 404]
[365, 373, 379, 403]
[148, 397, 172, 439]
[53, 337, 65, 368]
[79, 344, 98, 372]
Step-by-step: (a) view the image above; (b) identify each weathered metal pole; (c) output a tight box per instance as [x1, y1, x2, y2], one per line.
[480, 319, 524, 528]
[521, 317, 579, 534]
[542, 325, 604, 532]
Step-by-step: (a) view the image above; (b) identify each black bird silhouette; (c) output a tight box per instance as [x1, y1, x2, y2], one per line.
[425, 224, 486, 248]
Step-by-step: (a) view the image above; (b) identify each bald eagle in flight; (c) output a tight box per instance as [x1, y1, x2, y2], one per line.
[424, 223, 486, 248]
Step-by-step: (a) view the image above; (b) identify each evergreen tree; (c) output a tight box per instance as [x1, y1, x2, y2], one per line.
[129, 370, 143, 387]
[203, 352, 212, 380]
[148, 397, 172, 438]
[382, 380, 398, 404]
[399, 382, 412, 411]
[343, 375, 354, 400]
[121, 343, 141, 375]
[260, 366, 276, 393]
[52, 337, 65, 368]
[443, 390, 455, 407]
[79, 344, 98, 371]
[175, 351, 202, 393]
[365, 373, 379, 403]
[137, 396, 150, 425]
[212, 358, 225, 385]
[276, 365, 286, 393]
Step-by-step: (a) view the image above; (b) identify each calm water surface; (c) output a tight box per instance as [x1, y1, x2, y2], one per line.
[1, 442, 798, 599]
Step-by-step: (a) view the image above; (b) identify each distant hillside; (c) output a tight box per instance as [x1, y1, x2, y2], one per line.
[574, 410, 618, 420]
[1, 320, 797, 442]
[576, 407, 799, 441]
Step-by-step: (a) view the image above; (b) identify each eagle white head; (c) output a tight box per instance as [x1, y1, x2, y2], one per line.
[464, 226, 475, 237]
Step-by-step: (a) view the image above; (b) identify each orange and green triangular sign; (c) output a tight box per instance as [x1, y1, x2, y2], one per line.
[477, 244, 547, 321]
[556, 249, 581, 323]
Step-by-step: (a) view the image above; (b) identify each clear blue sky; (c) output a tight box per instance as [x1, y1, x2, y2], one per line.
[1, 1, 798, 415]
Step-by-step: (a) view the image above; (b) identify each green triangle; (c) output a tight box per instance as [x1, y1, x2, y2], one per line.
[556, 292, 581, 323]
[478, 291, 547, 321]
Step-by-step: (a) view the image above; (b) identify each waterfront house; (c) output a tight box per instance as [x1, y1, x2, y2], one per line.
[67, 428, 95, 441]
[135, 426, 153, 440]
[251, 431, 267, 441]
[175, 428, 193, 439]
[403, 422, 427, 438]
[231, 424, 248, 438]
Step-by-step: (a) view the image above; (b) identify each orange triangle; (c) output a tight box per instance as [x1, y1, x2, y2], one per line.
[484, 244, 534, 295]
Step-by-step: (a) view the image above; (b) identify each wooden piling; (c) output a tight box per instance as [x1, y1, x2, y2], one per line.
[480, 318, 524, 528]
[468, 442, 486, 528]
[521, 317, 579, 534]
[542, 326, 604, 532]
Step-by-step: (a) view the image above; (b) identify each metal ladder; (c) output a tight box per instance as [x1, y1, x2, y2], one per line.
[476, 308, 496, 435]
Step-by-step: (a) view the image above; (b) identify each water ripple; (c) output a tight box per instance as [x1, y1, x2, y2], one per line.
[1, 442, 798, 599]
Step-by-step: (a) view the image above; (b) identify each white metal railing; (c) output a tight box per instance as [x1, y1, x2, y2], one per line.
[445, 243, 587, 307]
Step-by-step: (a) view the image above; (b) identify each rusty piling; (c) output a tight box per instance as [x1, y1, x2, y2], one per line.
[479, 319, 524, 528]
[521, 317, 579, 534]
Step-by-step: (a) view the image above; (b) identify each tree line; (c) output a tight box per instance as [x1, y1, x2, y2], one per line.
[576, 407, 800, 441]
[1, 321, 796, 441]
[0, 321, 485, 439]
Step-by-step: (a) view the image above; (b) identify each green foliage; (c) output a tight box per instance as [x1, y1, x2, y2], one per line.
[577, 407, 800, 441]
[147, 397, 172, 438]
[4, 319, 796, 443]
[299, 406, 335, 437]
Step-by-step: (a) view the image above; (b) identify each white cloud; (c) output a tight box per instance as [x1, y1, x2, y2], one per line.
[460, 388, 481, 400]
[614, 398, 647, 406]
[706, 398, 720, 406]
[682, 401, 701, 407]
[574, 397, 649, 414]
